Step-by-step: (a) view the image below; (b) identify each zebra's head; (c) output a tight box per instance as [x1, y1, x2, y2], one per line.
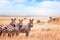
[28, 19, 34, 27]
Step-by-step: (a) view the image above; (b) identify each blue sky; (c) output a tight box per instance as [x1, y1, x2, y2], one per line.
[0, 0, 60, 16]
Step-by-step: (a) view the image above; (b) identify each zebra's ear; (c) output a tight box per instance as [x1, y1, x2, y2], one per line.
[29, 19, 34, 21]
[11, 18, 13, 21]
[22, 19, 23, 21]
[31, 19, 34, 21]
[29, 19, 31, 21]
[14, 18, 16, 20]
[19, 19, 20, 21]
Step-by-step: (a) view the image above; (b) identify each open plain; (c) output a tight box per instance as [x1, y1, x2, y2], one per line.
[0, 17, 60, 40]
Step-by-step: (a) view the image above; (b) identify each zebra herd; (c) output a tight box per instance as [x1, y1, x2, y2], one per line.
[0, 17, 59, 38]
[0, 18, 34, 37]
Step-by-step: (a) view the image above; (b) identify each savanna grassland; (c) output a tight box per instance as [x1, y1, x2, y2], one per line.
[0, 17, 60, 40]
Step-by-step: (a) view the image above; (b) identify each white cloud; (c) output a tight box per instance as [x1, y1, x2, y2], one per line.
[14, 0, 26, 2]
[15, 4, 24, 8]
[40, 1, 60, 8]
[0, 0, 60, 16]
[0, 0, 27, 8]
[23, 7, 59, 16]
[0, 0, 10, 8]
[12, 0, 28, 3]
[29, 0, 36, 3]
[0, 6, 59, 16]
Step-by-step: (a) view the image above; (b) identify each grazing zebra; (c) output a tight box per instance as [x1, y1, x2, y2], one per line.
[0, 25, 9, 36]
[11, 19, 23, 37]
[10, 18, 16, 27]
[0, 25, 2, 36]
[2, 25, 9, 36]
[17, 19, 23, 30]
[8, 19, 23, 37]
[1, 18, 16, 37]
[7, 25, 16, 37]
[0, 18, 34, 37]
[15, 19, 23, 36]
[20, 19, 34, 37]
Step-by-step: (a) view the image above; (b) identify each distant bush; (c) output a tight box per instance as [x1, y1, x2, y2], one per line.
[37, 20, 41, 23]
[24, 18, 27, 19]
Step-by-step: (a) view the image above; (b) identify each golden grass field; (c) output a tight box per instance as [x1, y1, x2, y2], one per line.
[0, 17, 60, 40]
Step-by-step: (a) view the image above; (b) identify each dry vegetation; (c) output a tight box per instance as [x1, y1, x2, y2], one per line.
[0, 17, 60, 40]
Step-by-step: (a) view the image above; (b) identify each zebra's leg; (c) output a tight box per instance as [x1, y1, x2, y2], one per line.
[12, 32, 15, 37]
[25, 31, 29, 37]
[3, 32, 6, 36]
[16, 31, 19, 36]
[0, 31, 2, 36]
[8, 33, 11, 37]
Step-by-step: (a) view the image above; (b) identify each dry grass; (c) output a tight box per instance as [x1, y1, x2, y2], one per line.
[0, 17, 60, 40]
